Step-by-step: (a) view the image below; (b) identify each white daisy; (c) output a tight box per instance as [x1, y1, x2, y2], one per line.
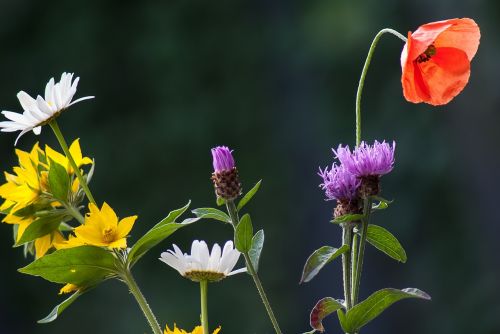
[0, 72, 94, 145]
[159, 240, 247, 282]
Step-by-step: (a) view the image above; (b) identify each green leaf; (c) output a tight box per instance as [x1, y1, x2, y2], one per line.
[332, 213, 364, 224]
[191, 207, 231, 223]
[38, 289, 86, 323]
[48, 159, 70, 201]
[337, 309, 348, 333]
[363, 225, 407, 263]
[235, 214, 253, 252]
[309, 297, 344, 332]
[127, 202, 198, 266]
[18, 246, 118, 286]
[371, 196, 393, 211]
[237, 180, 261, 211]
[343, 288, 431, 332]
[15, 215, 65, 246]
[300, 245, 349, 283]
[216, 197, 226, 206]
[248, 229, 264, 272]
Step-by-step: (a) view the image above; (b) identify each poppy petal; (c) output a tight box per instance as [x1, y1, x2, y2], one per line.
[416, 47, 470, 105]
[433, 18, 480, 60]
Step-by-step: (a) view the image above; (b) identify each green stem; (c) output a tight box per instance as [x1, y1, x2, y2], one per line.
[341, 226, 353, 310]
[121, 269, 163, 334]
[355, 28, 407, 146]
[200, 280, 209, 334]
[225, 200, 283, 334]
[351, 198, 373, 305]
[63, 202, 85, 224]
[350, 231, 359, 303]
[49, 120, 96, 205]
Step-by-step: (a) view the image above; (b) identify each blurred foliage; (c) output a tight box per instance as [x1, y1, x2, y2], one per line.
[0, 0, 499, 333]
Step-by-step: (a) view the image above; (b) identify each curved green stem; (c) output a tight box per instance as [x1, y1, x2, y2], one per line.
[350, 231, 359, 302]
[49, 120, 96, 205]
[63, 202, 85, 224]
[342, 226, 353, 310]
[225, 200, 283, 334]
[121, 269, 163, 334]
[200, 280, 209, 334]
[355, 28, 407, 146]
[351, 198, 373, 305]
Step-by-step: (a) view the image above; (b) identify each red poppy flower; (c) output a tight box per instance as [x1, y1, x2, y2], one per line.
[401, 18, 480, 106]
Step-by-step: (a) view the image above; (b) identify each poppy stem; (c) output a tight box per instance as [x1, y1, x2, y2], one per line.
[355, 28, 407, 146]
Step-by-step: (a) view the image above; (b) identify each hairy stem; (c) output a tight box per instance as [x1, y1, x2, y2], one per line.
[226, 200, 283, 334]
[341, 226, 353, 309]
[49, 120, 96, 205]
[351, 198, 373, 305]
[355, 28, 407, 146]
[121, 269, 163, 334]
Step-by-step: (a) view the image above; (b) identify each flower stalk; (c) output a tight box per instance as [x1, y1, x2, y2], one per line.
[49, 119, 96, 205]
[355, 28, 407, 146]
[225, 200, 283, 334]
[121, 267, 163, 334]
[351, 197, 373, 305]
[341, 226, 353, 310]
[200, 280, 209, 334]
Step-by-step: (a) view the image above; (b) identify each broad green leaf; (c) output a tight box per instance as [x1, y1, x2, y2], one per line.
[216, 197, 226, 206]
[237, 180, 261, 211]
[235, 214, 253, 252]
[343, 288, 431, 332]
[15, 215, 65, 246]
[300, 245, 349, 283]
[363, 225, 407, 263]
[191, 207, 231, 223]
[128, 215, 199, 266]
[38, 289, 85, 323]
[19, 246, 118, 286]
[248, 229, 264, 272]
[48, 159, 70, 201]
[337, 309, 348, 333]
[332, 213, 363, 224]
[310, 297, 344, 332]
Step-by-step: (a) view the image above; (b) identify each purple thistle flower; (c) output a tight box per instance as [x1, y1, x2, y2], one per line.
[334, 140, 396, 177]
[319, 164, 360, 201]
[211, 145, 241, 200]
[211, 146, 235, 172]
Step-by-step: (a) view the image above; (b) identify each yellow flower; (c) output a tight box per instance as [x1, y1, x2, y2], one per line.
[54, 233, 86, 250]
[0, 143, 45, 213]
[164, 325, 221, 334]
[34, 231, 65, 259]
[59, 283, 79, 295]
[45, 139, 92, 174]
[73, 202, 137, 249]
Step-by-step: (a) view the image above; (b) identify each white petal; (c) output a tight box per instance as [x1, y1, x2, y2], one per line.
[197, 241, 210, 270]
[159, 252, 184, 275]
[44, 78, 55, 101]
[68, 95, 94, 107]
[17, 91, 37, 111]
[32, 126, 42, 135]
[221, 249, 240, 273]
[227, 267, 247, 276]
[1, 111, 32, 125]
[14, 127, 33, 146]
[208, 243, 222, 271]
[36, 96, 55, 115]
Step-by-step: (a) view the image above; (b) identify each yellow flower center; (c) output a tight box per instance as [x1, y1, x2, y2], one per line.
[102, 226, 116, 242]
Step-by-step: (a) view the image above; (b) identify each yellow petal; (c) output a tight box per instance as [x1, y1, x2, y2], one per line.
[108, 238, 127, 249]
[117, 215, 137, 239]
[45, 144, 68, 170]
[100, 202, 118, 226]
[59, 283, 79, 295]
[35, 234, 52, 259]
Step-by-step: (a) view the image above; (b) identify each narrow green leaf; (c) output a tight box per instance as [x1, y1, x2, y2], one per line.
[15, 215, 65, 246]
[309, 297, 344, 332]
[48, 159, 70, 201]
[237, 180, 261, 211]
[152, 201, 191, 229]
[38, 289, 85, 323]
[18, 246, 118, 286]
[363, 225, 407, 263]
[332, 213, 363, 224]
[344, 288, 431, 332]
[191, 207, 231, 223]
[300, 245, 349, 283]
[216, 197, 226, 206]
[235, 214, 253, 252]
[248, 230, 264, 272]
[128, 216, 199, 266]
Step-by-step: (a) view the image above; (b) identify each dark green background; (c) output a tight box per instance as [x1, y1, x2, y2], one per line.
[0, 0, 498, 333]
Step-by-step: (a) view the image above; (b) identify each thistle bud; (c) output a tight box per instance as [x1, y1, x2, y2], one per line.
[211, 146, 242, 201]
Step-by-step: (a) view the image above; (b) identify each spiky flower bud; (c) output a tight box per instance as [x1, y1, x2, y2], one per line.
[211, 146, 242, 201]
